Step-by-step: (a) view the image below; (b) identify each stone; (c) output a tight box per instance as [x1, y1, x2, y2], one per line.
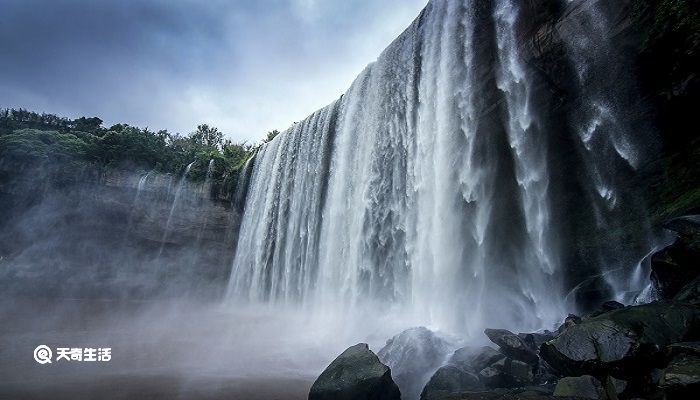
[518, 331, 555, 352]
[420, 365, 481, 400]
[651, 217, 700, 299]
[604, 376, 626, 398]
[378, 327, 453, 400]
[478, 357, 534, 389]
[557, 314, 582, 333]
[509, 359, 535, 385]
[540, 301, 700, 379]
[553, 375, 607, 399]
[484, 328, 539, 365]
[533, 360, 560, 385]
[308, 343, 401, 400]
[674, 274, 700, 304]
[666, 341, 700, 358]
[448, 346, 505, 373]
[601, 301, 625, 311]
[659, 354, 700, 397]
[664, 215, 700, 238]
[478, 357, 508, 388]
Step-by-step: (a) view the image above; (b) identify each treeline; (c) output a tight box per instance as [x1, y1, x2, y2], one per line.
[0, 108, 281, 194]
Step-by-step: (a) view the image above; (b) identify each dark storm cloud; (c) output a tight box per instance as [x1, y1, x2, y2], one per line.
[0, 0, 427, 141]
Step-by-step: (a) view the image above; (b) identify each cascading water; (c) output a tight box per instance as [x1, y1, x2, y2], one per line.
[556, 0, 658, 304]
[227, 0, 655, 338]
[122, 171, 152, 246]
[157, 161, 195, 260]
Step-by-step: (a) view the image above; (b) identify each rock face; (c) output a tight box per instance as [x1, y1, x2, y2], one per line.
[659, 354, 700, 397]
[674, 275, 700, 304]
[552, 375, 607, 399]
[378, 327, 453, 400]
[449, 346, 505, 374]
[540, 302, 700, 378]
[478, 357, 534, 389]
[484, 329, 539, 366]
[420, 365, 480, 400]
[308, 343, 401, 400]
[0, 167, 241, 299]
[651, 216, 700, 299]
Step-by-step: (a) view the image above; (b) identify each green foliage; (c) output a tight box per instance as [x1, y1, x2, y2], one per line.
[0, 128, 88, 165]
[0, 108, 262, 195]
[263, 129, 280, 144]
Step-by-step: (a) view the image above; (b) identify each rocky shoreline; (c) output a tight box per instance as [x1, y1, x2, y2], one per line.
[309, 216, 700, 400]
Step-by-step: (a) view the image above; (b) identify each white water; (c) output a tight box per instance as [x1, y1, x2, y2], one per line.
[226, 0, 577, 338]
[226, 0, 654, 343]
[157, 161, 195, 260]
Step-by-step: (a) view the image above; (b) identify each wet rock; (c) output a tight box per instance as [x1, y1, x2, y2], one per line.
[588, 301, 626, 318]
[651, 217, 700, 299]
[664, 215, 700, 238]
[674, 275, 700, 304]
[540, 302, 700, 379]
[419, 388, 557, 400]
[478, 357, 509, 388]
[533, 360, 560, 385]
[420, 365, 481, 400]
[604, 376, 626, 398]
[518, 331, 555, 352]
[484, 328, 539, 365]
[378, 327, 453, 400]
[308, 343, 400, 400]
[659, 353, 700, 398]
[509, 359, 535, 385]
[553, 375, 607, 399]
[666, 341, 700, 358]
[557, 314, 582, 333]
[601, 301, 625, 311]
[448, 346, 505, 373]
[478, 357, 534, 389]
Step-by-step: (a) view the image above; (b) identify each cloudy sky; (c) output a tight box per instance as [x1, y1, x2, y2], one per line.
[1, 0, 427, 142]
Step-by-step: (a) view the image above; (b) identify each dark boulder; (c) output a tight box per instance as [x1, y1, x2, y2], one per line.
[659, 353, 700, 398]
[533, 360, 560, 385]
[518, 331, 555, 352]
[378, 327, 453, 400]
[556, 314, 582, 333]
[601, 301, 625, 311]
[448, 346, 505, 373]
[484, 328, 539, 365]
[478, 357, 509, 388]
[664, 215, 700, 238]
[666, 341, 700, 358]
[604, 376, 627, 399]
[651, 216, 700, 299]
[420, 365, 481, 400]
[588, 301, 626, 318]
[552, 375, 608, 399]
[418, 387, 557, 400]
[540, 301, 700, 379]
[308, 343, 401, 400]
[478, 357, 535, 389]
[674, 275, 700, 304]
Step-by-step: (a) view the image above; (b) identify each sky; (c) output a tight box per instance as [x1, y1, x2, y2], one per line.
[1, 0, 427, 143]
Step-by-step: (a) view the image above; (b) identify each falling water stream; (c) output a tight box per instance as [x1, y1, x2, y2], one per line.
[157, 161, 195, 260]
[227, 0, 655, 340]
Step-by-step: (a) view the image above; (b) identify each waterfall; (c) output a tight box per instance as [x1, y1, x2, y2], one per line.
[557, 0, 657, 304]
[492, 0, 560, 326]
[226, 0, 653, 337]
[157, 161, 195, 260]
[122, 171, 152, 246]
